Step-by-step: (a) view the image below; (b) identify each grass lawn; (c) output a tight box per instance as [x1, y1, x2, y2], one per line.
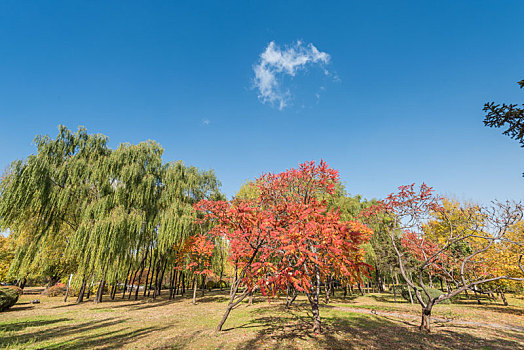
[0, 289, 523, 349]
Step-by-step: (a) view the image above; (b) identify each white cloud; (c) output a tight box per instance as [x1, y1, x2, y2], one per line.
[253, 41, 331, 110]
[201, 119, 210, 126]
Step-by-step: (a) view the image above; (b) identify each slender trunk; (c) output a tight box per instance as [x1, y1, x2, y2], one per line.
[111, 282, 117, 300]
[134, 268, 143, 301]
[473, 287, 481, 305]
[153, 257, 161, 299]
[230, 264, 238, 297]
[201, 275, 206, 297]
[169, 268, 175, 300]
[216, 284, 251, 331]
[157, 258, 167, 297]
[175, 271, 180, 296]
[122, 263, 132, 299]
[393, 284, 397, 302]
[192, 274, 198, 304]
[324, 278, 330, 304]
[148, 252, 158, 297]
[135, 249, 149, 300]
[64, 274, 73, 302]
[248, 290, 253, 305]
[76, 278, 87, 303]
[86, 277, 94, 300]
[287, 290, 297, 308]
[128, 269, 139, 299]
[94, 279, 105, 304]
[181, 272, 185, 295]
[307, 262, 322, 333]
[286, 284, 297, 309]
[500, 288, 509, 306]
[144, 252, 153, 297]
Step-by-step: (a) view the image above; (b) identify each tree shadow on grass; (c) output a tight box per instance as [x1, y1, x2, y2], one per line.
[43, 324, 172, 350]
[232, 303, 523, 350]
[3, 305, 35, 312]
[0, 318, 128, 347]
[0, 318, 70, 332]
[476, 305, 524, 317]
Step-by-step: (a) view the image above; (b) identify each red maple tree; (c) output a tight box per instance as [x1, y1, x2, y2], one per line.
[195, 160, 371, 332]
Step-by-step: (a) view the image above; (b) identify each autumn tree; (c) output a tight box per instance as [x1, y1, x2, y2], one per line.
[196, 160, 370, 332]
[185, 234, 215, 304]
[370, 184, 524, 331]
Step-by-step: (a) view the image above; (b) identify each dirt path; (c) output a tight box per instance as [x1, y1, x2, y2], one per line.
[326, 305, 524, 333]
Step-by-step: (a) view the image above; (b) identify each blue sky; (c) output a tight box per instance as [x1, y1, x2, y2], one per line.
[1, 0, 523, 203]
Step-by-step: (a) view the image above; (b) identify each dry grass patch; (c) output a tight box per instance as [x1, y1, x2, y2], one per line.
[0, 290, 522, 349]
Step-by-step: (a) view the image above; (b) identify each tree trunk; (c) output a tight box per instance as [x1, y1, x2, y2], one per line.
[192, 275, 198, 304]
[420, 305, 433, 332]
[168, 268, 175, 300]
[286, 285, 297, 308]
[181, 272, 186, 295]
[217, 303, 234, 331]
[157, 258, 167, 297]
[86, 277, 94, 299]
[473, 287, 481, 305]
[148, 253, 158, 297]
[201, 275, 205, 297]
[324, 278, 330, 304]
[111, 282, 117, 300]
[393, 284, 397, 302]
[76, 278, 87, 303]
[64, 274, 74, 302]
[216, 286, 251, 331]
[94, 279, 105, 304]
[407, 285, 414, 304]
[135, 249, 149, 300]
[310, 299, 321, 333]
[144, 253, 153, 297]
[500, 289, 509, 306]
[128, 269, 139, 299]
[306, 263, 322, 333]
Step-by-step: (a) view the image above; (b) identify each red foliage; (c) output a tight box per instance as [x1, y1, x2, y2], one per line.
[186, 234, 215, 277]
[195, 160, 371, 297]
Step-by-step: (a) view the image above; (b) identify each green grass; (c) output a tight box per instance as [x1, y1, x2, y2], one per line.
[0, 290, 522, 349]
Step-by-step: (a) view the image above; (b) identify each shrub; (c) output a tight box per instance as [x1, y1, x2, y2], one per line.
[400, 286, 451, 304]
[46, 283, 67, 297]
[4, 285, 22, 295]
[0, 287, 19, 311]
[206, 280, 215, 290]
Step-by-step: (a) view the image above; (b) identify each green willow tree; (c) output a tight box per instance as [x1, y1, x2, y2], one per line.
[0, 126, 224, 303]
